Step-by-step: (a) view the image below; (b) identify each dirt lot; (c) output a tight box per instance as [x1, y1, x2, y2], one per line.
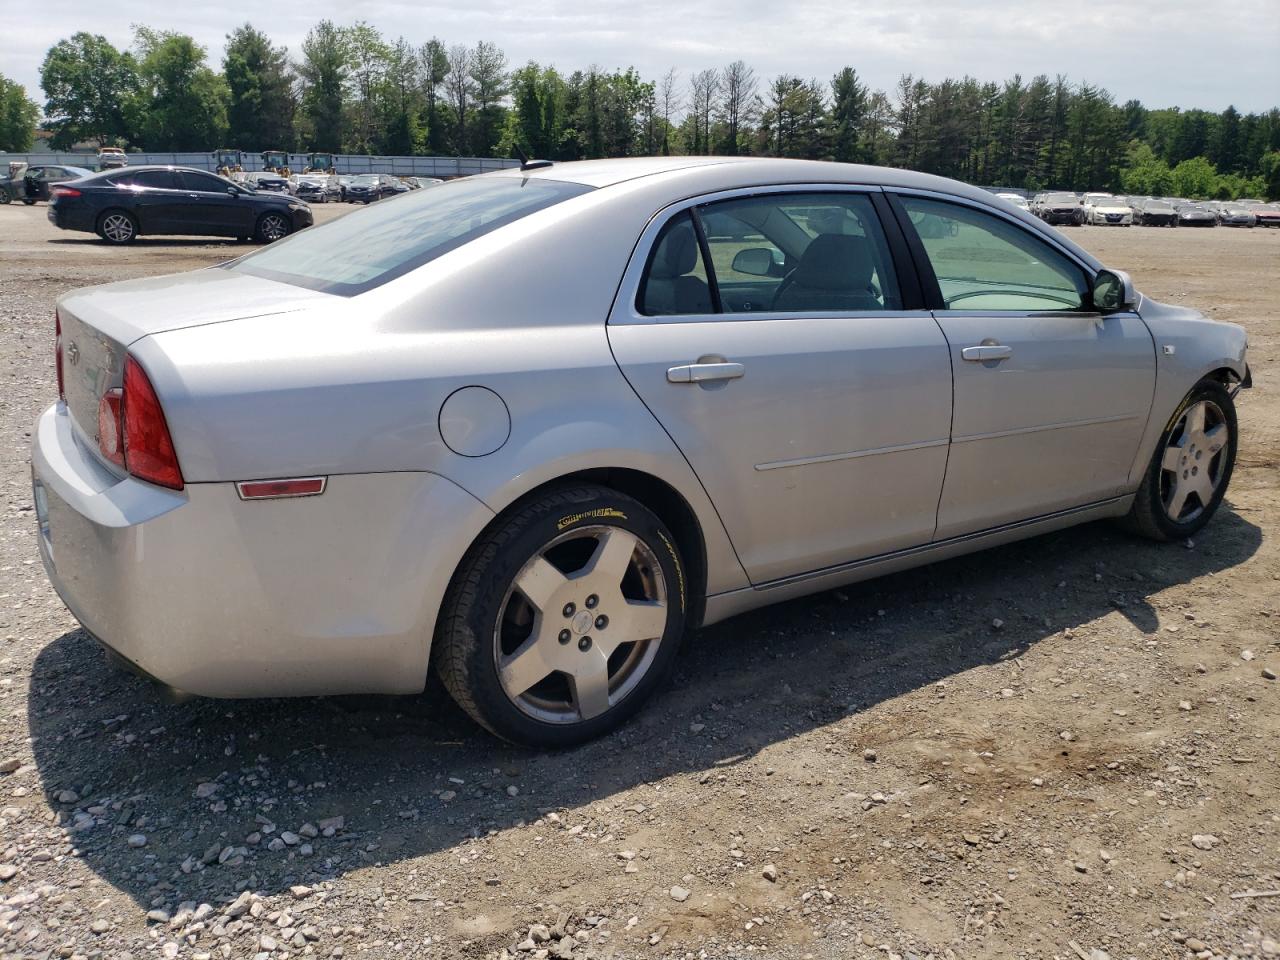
[0, 203, 1278, 960]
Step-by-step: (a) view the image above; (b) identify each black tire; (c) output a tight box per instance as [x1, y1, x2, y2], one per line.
[255, 212, 291, 243]
[0, 190, 10, 205]
[22, 198, 36, 205]
[1121, 378, 1237, 541]
[96, 210, 138, 244]
[434, 485, 689, 747]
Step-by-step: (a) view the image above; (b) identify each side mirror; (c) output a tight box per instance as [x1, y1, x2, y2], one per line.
[1092, 268, 1136, 313]
[731, 247, 778, 277]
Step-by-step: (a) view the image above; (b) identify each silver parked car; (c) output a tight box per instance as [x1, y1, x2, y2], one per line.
[32, 157, 1250, 746]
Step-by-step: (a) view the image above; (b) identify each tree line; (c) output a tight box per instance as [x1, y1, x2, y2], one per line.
[4, 22, 1278, 199]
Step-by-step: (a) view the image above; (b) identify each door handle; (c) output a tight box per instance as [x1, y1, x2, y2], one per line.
[961, 345, 1013, 362]
[667, 362, 745, 383]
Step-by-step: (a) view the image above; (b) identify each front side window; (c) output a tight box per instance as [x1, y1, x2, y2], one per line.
[230, 176, 592, 295]
[899, 196, 1089, 311]
[180, 171, 234, 193]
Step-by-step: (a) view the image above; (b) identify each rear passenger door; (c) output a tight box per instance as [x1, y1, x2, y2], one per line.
[109, 169, 184, 232]
[608, 188, 954, 585]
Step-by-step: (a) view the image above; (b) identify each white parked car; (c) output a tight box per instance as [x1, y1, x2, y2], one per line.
[1084, 195, 1134, 226]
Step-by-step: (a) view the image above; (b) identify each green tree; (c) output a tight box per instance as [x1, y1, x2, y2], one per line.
[40, 33, 138, 147]
[829, 67, 868, 163]
[1120, 143, 1174, 195]
[469, 41, 509, 156]
[130, 28, 228, 150]
[1170, 155, 1219, 198]
[298, 21, 350, 153]
[0, 75, 39, 151]
[1258, 150, 1280, 200]
[223, 24, 296, 150]
[419, 39, 450, 153]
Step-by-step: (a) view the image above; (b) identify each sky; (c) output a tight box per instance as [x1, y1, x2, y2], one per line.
[3, 0, 1278, 116]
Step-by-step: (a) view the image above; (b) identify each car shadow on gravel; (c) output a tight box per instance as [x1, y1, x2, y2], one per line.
[45, 238, 246, 248]
[26, 508, 1261, 908]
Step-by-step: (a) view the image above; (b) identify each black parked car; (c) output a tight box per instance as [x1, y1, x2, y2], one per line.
[46, 166, 313, 244]
[344, 174, 399, 203]
[1173, 202, 1217, 227]
[1134, 198, 1177, 226]
[1038, 192, 1085, 226]
[13, 164, 95, 204]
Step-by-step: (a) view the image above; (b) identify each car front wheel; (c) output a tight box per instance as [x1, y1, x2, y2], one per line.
[255, 213, 290, 243]
[1122, 378, 1237, 541]
[435, 485, 688, 747]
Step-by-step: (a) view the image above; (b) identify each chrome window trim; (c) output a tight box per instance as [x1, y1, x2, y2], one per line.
[610, 182, 899, 327]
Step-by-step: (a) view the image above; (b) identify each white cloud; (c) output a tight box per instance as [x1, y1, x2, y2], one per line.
[4, 0, 1276, 116]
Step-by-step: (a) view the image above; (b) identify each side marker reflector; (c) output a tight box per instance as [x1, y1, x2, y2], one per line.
[236, 477, 327, 500]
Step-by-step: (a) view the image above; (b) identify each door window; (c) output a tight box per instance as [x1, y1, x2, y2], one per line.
[704, 193, 900, 313]
[636, 192, 902, 317]
[180, 171, 234, 193]
[899, 197, 1089, 311]
[110, 170, 179, 190]
[637, 213, 714, 316]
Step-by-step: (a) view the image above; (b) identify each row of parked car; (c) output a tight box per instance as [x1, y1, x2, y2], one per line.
[229, 171, 442, 204]
[996, 190, 1280, 228]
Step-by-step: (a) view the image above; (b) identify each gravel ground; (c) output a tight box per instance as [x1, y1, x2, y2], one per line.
[1, 204, 1278, 960]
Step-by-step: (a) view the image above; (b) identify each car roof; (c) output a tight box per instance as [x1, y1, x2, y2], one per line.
[491, 156, 1034, 210]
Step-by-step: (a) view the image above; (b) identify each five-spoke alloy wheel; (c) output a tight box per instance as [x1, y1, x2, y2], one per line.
[435, 486, 687, 747]
[1124, 378, 1237, 540]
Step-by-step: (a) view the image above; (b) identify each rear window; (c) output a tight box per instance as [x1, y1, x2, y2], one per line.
[229, 176, 592, 295]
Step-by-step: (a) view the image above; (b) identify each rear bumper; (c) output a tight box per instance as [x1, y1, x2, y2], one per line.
[47, 202, 96, 232]
[32, 402, 493, 698]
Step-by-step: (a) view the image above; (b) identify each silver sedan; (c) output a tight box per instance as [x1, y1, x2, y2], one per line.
[31, 157, 1250, 746]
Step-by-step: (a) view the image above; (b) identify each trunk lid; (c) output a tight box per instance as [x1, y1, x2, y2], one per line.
[57, 268, 334, 456]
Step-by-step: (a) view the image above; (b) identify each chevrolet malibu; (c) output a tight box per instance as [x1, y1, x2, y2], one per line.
[32, 157, 1250, 746]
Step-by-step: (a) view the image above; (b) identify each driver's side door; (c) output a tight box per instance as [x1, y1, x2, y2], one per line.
[892, 193, 1156, 539]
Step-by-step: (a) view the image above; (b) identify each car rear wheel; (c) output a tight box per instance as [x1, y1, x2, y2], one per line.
[1121, 378, 1237, 541]
[97, 210, 137, 244]
[255, 213, 290, 243]
[435, 485, 688, 747]
[0, 190, 10, 205]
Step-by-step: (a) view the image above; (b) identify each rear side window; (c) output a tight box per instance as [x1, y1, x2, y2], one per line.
[110, 170, 179, 190]
[703, 193, 900, 313]
[899, 197, 1089, 311]
[230, 177, 592, 295]
[636, 191, 902, 316]
[637, 213, 713, 316]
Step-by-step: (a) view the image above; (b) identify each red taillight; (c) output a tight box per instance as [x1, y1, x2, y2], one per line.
[97, 389, 124, 466]
[55, 311, 64, 401]
[121, 356, 183, 490]
[51, 186, 81, 199]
